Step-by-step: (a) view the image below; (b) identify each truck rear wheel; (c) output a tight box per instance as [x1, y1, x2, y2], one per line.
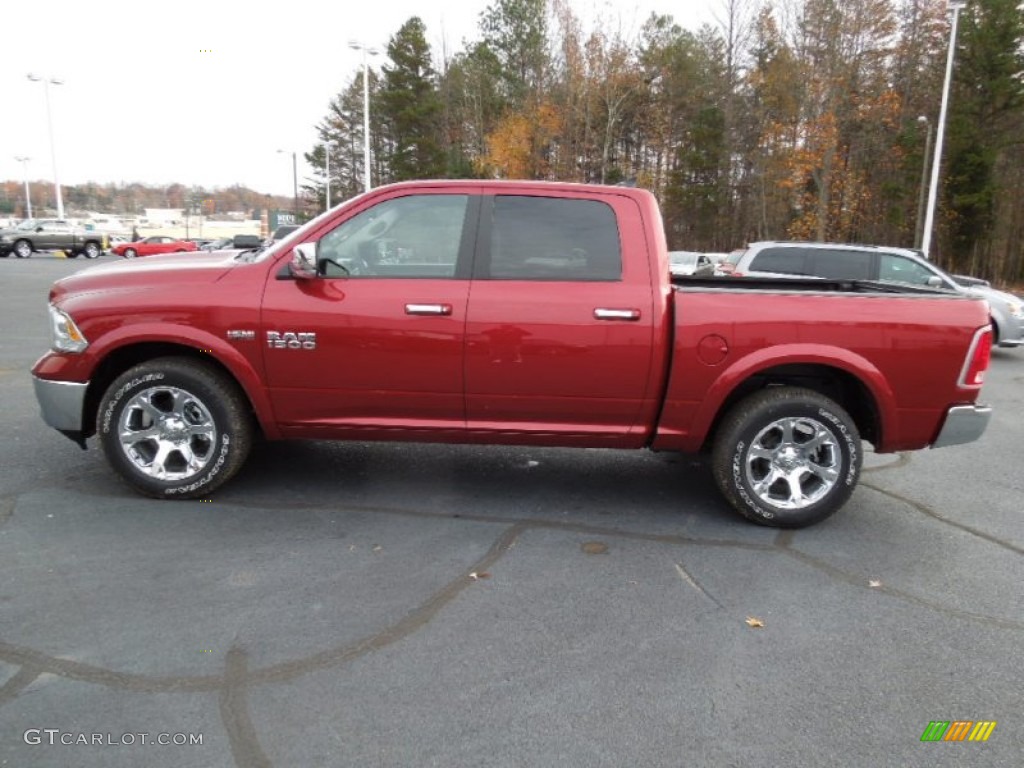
[98, 358, 253, 499]
[83, 242, 102, 259]
[712, 387, 861, 528]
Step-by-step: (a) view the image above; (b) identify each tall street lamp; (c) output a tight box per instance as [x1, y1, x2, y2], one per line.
[27, 73, 65, 219]
[921, 0, 967, 259]
[348, 41, 379, 192]
[14, 156, 33, 219]
[276, 149, 299, 218]
[324, 140, 336, 211]
[914, 116, 933, 249]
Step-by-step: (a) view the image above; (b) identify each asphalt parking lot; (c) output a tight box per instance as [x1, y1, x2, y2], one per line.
[1, 254, 1021, 767]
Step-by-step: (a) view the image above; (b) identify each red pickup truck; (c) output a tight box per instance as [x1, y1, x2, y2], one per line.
[32, 181, 993, 527]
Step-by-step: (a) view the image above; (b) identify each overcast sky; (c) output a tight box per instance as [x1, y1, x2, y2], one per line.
[2, 0, 718, 200]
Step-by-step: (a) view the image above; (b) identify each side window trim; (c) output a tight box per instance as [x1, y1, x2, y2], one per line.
[454, 194, 482, 281]
[471, 195, 496, 280]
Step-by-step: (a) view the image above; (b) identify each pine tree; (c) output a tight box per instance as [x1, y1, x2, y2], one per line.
[378, 18, 446, 182]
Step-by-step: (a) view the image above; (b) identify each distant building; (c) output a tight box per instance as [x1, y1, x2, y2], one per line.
[143, 208, 185, 227]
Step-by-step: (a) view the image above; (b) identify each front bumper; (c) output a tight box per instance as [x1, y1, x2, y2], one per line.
[33, 376, 88, 439]
[931, 404, 992, 448]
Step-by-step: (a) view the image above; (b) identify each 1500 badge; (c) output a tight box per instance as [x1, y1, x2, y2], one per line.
[267, 331, 317, 350]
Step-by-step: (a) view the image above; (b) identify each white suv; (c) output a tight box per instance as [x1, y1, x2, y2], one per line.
[718, 241, 1024, 347]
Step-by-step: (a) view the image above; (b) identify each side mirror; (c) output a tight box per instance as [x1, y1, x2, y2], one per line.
[289, 242, 318, 280]
[926, 276, 944, 288]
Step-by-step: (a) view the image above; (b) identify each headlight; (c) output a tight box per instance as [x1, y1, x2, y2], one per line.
[1007, 301, 1023, 319]
[48, 305, 89, 353]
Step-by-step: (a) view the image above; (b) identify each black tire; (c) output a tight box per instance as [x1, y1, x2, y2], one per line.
[67, 251, 80, 258]
[13, 239, 32, 258]
[711, 387, 861, 528]
[97, 357, 253, 499]
[83, 241, 102, 259]
[123, 247, 137, 259]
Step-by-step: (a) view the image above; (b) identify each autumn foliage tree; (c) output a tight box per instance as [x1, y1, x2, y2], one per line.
[292, 0, 1024, 283]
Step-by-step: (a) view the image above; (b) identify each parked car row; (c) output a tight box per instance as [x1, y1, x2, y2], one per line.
[715, 241, 1024, 347]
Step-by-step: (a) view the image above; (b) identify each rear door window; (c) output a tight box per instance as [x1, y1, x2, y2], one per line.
[483, 196, 622, 281]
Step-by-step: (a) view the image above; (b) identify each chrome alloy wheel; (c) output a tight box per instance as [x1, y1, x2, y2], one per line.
[744, 416, 840, 510]
[117, 385, 217, 480]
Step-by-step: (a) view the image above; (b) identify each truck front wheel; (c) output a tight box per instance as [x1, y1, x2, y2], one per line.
[13, 239, 32, 258]
[712, 387, 861, 528]
[98, 358, 253, 499]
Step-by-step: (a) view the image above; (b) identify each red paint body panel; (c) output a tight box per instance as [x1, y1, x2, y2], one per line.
[463, 190, 670, 444]
[261, 277, 469, 431]
[31, 180, 989, 457]
[653, 288, 988, 453]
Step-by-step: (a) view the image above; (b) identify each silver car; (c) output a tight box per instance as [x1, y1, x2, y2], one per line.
[668, 250, 714, 276]
[718, 241, 1024, 347]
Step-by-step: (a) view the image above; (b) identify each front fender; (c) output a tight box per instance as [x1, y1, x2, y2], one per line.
[78, 324, 277, 440]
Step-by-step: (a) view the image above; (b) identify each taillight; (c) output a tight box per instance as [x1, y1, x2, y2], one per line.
[959, 326, 992, 388]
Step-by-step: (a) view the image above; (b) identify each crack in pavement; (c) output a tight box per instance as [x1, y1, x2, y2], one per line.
[0, 494, 14, 529]
[0, 521, 527, 696]
[2, 478, 1021, 767]
[1, 502, 1019, 699]
[220, 648, 272, 768]
[861, 481, 1024, 557]
[0, 665, 42, 707]
[674, 560, 725, 609]
[775, 534, 1023, 631]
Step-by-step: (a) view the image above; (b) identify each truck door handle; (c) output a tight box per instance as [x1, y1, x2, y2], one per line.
[594, 308, 641, 321]
[405, 303, 453, 316]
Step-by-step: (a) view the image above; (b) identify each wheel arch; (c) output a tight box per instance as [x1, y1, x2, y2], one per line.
[82, 341, 276, 441]
[703, 363, 882, 451]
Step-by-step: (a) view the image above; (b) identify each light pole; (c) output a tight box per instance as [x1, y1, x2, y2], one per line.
[921, 0, 967, 259]
[27, 73, 64, 219]
[324, 141, 334, 211]
[914, 116, 933, 250]
[276, 149, 299, 218]
[348, 40, 379, 192]
[14, 156, 33, 219]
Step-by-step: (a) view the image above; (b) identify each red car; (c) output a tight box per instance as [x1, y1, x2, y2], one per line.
[112, 236, 198, 258]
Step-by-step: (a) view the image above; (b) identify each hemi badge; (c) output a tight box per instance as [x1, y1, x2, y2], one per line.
[227, 330, 256, 340]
